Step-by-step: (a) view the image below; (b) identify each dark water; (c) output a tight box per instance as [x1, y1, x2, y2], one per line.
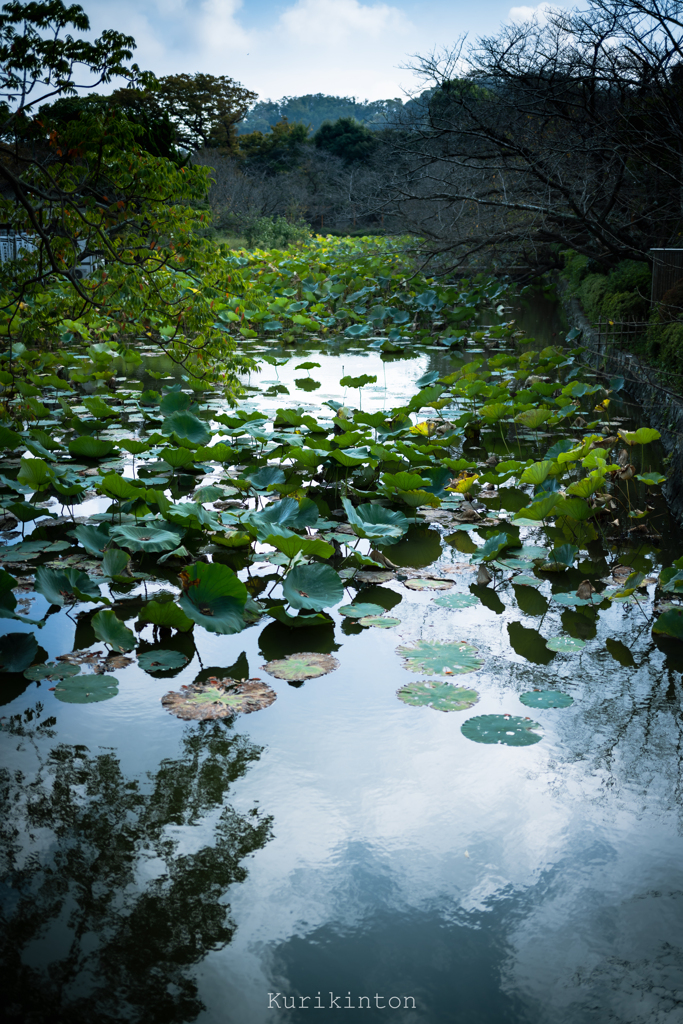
[2, 297, 683, 1024]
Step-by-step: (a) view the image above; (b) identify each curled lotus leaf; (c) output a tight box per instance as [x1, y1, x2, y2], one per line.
[461, 714, 543, 746]
[433, 593, 479, 608]
[338, 602, 385, 618]
[53, 674, 119, 704]
[161, 676, 276, 720]
[263, 652, 340, 681]
[0, 632, 38, 673]
[358, 615, 401, 628]
[396, 640, 483, 675]
[404, 578, 454, 591]
[545, 636, 586, 652]
[397, 681, 479, 712]
[519, 689, 574, 709]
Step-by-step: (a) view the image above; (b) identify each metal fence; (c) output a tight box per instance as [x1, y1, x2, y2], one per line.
[650, 248, 683, 303]
[594, 316, 650, 350]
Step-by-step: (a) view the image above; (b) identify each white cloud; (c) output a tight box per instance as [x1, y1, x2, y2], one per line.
[280, 0, 411, 45]
[508, 2, 559, 24]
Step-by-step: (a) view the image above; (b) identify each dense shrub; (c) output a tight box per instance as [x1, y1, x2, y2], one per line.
[243, 215, 311, 249]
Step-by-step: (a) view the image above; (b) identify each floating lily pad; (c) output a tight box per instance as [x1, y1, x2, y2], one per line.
[358, 615, 401, 628]
[110, 522, 185, 553]
[282, 563, 343, 612]
[461, 714, 543, 746]
[512, 574, 542, 587]
[263, 652, 340, 680]
[53, 673, 119, 704]
[519, 689, 574, 709]
[24, 662, 81, 681]
[338, 602, 385, 618]
[397, 680, 479, 712]
[404, 578, 454, 591]
[433, 593, 479, 608]
[552, 592, 595, 607]
[161, 677, 275, 720]
[545, 636, 586, 652]
[396, 640, 483, 675]
[137, 650, 189, 673]
[354, 570, 395, 583]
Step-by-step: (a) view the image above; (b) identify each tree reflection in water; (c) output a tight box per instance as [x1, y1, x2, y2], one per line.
[0, 706, 272, 1024]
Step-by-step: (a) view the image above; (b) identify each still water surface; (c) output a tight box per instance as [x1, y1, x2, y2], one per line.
[2, 295, 683, 1024]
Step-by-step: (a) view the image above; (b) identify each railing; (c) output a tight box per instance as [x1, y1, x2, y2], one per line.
[594, 316, 650, 351]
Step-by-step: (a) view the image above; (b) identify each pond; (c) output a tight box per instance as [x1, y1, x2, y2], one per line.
[1, 279, 683, 1024]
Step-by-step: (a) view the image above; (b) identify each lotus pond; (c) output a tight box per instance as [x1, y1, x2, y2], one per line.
[1, 240, 683, 1024]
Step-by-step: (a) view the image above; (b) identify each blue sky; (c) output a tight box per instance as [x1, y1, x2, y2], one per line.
[82, 0, 564, 102]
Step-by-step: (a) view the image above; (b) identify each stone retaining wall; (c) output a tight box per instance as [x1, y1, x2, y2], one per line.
[561, 291, 683, 522]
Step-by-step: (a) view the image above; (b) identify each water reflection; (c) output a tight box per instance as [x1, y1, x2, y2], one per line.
[0, 709, 272, 1024]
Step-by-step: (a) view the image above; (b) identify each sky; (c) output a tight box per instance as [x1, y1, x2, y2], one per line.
[81, 0, 566, 103]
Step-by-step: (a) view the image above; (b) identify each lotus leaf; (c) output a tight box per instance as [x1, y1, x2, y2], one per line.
[265, 532, 334, 561]
[546, 636, 586, 652]
[178, 561, 248, 634]
[247, 467, 286, 491]
[263, 652, 340, 680]
[652, 607, 683, 641]
[512, 575, 542, 587]
[338, 602, 385, 618]
[461, 714, 543, 746]
[404, 578, 453, 591]
[102, 547, 130, 578]
[358, 615, 401, 628]
[0, 632, 38, 672]
[34, 565, 103, 606]
[267, 605, 332, 628]
[618, 427, 660, 446]
[54, 673, 119, 704]
[433, 593, 480, 608]
[553, 592, 595, 607]
[519, 690, 574, 709]
[138, 650, 189, 673]
[162, 410, 212, 445]
[471, 533, 516, 562]
[68, 436, 116, 458]
[397, 680, 479, 711]
[341, 497, 409, 543]
[282, 563, 343, 611]
[138, 597, 194, 632]
[24, 662, 81, 681]
[110, 522, 185, 553]
[92, 610, 136, 652]
[160, 447, 195, 469]
[396, 640, 483, 675]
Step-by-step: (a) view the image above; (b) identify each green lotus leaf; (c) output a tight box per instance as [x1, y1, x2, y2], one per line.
[102, 547, 130, 578]
[433, 593, 480, 608]
[397, 680, 479, 711]
[539, 544, 578, 572]
[552, 591, 595, 607]
[263, 651, 339, 680]
[519, 461, 554, 485]
[471, 532, 517, 562]
[267, 605, 333, 628]
[513, 493, 559, 522]
[652, 607, 683, 641]
[396, 640, 483, 675]
[82, 396, 117, 419]
[403, 578, 453, 591]
[160, 447, 195, 469]
[246, 497, 319, 538]
[340, 374, 377, 388]
[358, 615, 401, 628]
[461, 714, 543, 746]
[178, 561, 248, 634]
[512, 575, 542, 587]
[162, 410, 212, 445]
[159, 388, 193, 414]
[635, 471, 666, 486]
[514, 408, 551, 429]
[247, 466, 286, 491]
[17, 456, 54, 491]
[4, 502, 55, 524]
[264, 531, 334, 561]
[138, 596, 194, 632]
[0, 632, 38, 672]
[338, 602, 385, 618]
[341, 497, 409, 542]
[519, 690, 574, 708]
[110, 522, 185, 553]
[137, 650, 189, 673]
[618, 427, 660, 446]
[34, 565, 103, 606]
[68, 436, 116, 458]
[0, 425, 22, 449]
[53, 673, 119, 704]
[24, 662, 81, 681]
[99, 473, 140, 500]
[118, 438, 149, 456]
[92, 610, 136, 652]
[282, 563, 343, 611]
[554, 497, 594, 520]
[72, 522, 111, 556]
[545, 636, 586, 652]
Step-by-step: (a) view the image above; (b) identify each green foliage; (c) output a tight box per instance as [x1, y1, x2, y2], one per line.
[313, 117, 377, 163]
[244, 216, 311, 249]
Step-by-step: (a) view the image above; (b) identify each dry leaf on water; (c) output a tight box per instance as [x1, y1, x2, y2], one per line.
[162, 676, 276, 721]
[477, 564, 493, 586]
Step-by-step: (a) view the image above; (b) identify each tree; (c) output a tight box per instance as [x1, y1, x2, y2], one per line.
[238, 117, 311, 173]
[154, 73, 258, 152]
[384, 0, 683, 274]
[314, 117, 377, 163]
